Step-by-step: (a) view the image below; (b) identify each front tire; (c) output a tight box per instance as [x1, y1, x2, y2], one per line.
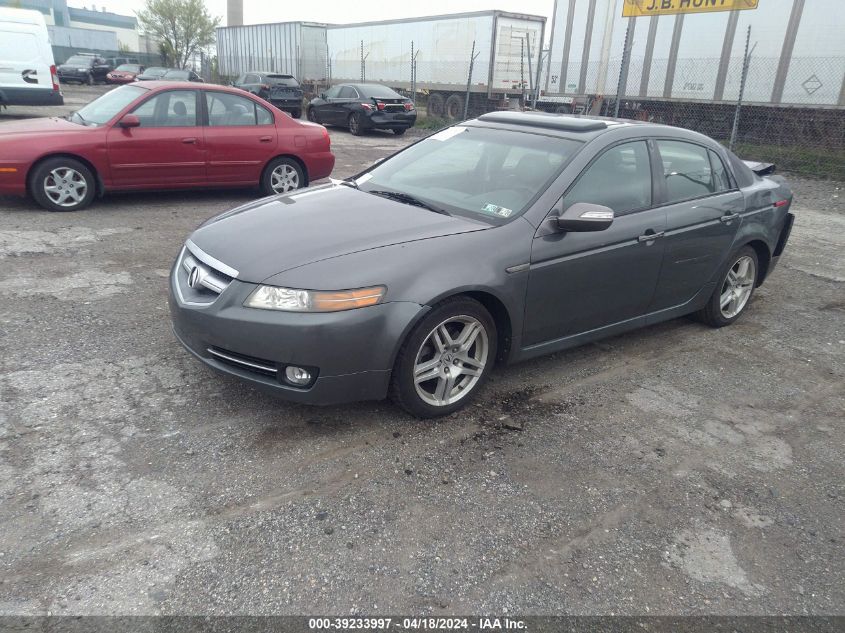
[261, 157, 305, 195]
[696, 246, 759, 327]
[390, 297, 497, 418]
[30, 157, 96, 212]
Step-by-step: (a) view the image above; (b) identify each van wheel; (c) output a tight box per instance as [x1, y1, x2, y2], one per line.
[30, 157, 96, 212]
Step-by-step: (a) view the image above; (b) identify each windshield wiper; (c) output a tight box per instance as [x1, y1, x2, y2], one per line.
[70, 111, 87, 125]
[367, 190, 451, 216]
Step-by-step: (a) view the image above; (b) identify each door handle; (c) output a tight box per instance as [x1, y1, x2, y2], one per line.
[638, 230, 665, 242]
[719, 212, 740, 223]
[181, 137, 197, 144]
[259, 136, 273, 143]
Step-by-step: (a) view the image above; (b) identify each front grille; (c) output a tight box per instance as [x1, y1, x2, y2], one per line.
[173, 240, 238, 306]
[207, 347, 278, 378]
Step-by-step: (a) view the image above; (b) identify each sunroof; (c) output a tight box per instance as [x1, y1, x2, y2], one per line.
[477, 111, 608, 132]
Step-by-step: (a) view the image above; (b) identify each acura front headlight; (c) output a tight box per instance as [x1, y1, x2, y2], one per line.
[244, 285, 386, 312]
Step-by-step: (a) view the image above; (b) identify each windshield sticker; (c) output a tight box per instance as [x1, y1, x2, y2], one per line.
[481, 203, 513, 218]
[430, 126, 467, 142]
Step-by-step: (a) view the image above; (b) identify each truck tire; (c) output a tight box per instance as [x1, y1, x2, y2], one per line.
[427, 92, 445, 118]
[444, 94, 464, 120]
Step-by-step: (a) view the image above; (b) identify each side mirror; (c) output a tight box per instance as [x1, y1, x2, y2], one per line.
[117, 114, 140, 128]
[556, 202, 614, 232]
[319, 93, 326, 99]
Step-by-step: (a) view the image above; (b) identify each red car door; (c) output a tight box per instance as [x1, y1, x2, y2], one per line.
[106, 89, 206, 188]
[203, 90, 278, 184]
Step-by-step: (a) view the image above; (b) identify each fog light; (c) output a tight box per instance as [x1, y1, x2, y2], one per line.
[285, 366, 312, 385]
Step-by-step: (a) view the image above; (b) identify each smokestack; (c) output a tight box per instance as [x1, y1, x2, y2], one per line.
[227, 0, 243, 26]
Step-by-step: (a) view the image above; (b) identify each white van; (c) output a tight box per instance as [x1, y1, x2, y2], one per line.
[0, 7, 63, 107]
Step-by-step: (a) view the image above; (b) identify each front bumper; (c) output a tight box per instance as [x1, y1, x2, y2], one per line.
[106, 75, 135, 84]
[364, 112, 417, 130]
[57, 70, 90, 82]
[168, 255, 424, 405]
[269, 99, 301, 110]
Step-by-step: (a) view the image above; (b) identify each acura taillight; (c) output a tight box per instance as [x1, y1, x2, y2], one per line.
[361, 103, 373, 111]
[50, 64, 59, 91]
[404, 102, 414, 111]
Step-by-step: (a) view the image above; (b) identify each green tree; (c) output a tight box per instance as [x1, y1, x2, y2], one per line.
[137, 0, 219, 69]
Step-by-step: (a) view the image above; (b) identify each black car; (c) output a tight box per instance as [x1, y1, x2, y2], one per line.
[161, 69, 202, 82]
[169, 112, 794, 417]
[135, 66, 170, 81]
[307, 83, 416, 135]
[233, 72, 304, 118]
[56, 54, 112, 85]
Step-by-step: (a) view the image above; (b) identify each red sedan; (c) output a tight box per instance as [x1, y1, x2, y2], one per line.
[0, 82, 335, 212]
[106, 63, 145, 84]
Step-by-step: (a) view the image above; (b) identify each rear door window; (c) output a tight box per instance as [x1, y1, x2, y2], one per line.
[709, 149, 733, 192]
[562, 141, 653, 215]
[338, 86, 357, 99]
[656, 140, 717, 203]
[205, 91, 272, 126]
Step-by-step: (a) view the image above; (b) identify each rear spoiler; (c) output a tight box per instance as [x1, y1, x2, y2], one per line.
[742, 160, 776, 176]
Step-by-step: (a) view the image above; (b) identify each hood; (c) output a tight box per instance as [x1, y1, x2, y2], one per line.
[0, 117, 89, 138]
[189, 184, 489, 283]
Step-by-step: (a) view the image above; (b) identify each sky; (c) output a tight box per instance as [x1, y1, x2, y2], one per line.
[68, 0, 557, 30]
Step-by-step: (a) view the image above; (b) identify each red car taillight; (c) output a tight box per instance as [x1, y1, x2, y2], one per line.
[50, 64, 59, 91]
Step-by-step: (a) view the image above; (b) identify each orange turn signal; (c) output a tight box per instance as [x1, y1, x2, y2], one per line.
[0, 168, 18, 173]
[310, 286, 386, 311]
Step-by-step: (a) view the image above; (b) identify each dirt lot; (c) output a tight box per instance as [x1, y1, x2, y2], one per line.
[0, 84, 843, 616]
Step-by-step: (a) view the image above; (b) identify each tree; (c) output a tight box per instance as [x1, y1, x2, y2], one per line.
[137, 0, 219, 69]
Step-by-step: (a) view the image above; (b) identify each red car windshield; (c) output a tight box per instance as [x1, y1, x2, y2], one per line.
[72, 85, 147, 126]
[115, 64, 142, 73]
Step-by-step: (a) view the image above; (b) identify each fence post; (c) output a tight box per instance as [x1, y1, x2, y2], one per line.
[410, 41, 415, 105]
[525, 34, 534, 109]
[464, 40, 479, 120]
[730, 26, 753, 151]
[614, 17, 634, 118]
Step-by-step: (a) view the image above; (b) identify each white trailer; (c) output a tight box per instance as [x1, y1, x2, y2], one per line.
[327, 11, 545, 119]
[540, 0, 845, 109]
[216, 21, 328, 87]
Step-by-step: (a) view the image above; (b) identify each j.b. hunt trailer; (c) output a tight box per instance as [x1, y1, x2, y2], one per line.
[537, 0, 845, 111]
[216, 11, 546, 120]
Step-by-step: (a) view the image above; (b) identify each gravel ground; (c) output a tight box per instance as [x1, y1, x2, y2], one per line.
[0, 85, 843, 616]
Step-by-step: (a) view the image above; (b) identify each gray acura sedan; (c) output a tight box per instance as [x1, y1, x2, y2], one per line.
[169, 112, 794, 418]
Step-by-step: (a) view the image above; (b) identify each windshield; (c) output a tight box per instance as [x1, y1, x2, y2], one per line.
[64, 56, 92, 66]
[267, 75, 299, 86]
[116, 64, 141, 72]
[359, 84, 402, 99]
[72, 85, 146, 126]
[164, 70, 189, 79]
[355, 126, 581, 223]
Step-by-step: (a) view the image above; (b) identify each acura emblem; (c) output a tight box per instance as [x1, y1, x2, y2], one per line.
[188, 265, 203, 289]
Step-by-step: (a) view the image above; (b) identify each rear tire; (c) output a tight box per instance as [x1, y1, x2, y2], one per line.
[696, 245, 759, 328]
[444, 94, 465, 120]
[427, 92, 445, 118]
[260, 157, 305, 195]
[290, 108, 301, 119]
[30, 157, 96, 212]
[390, 297, 497, 418]
[349, 112, 364, 136]
[307, 107, 319, 123]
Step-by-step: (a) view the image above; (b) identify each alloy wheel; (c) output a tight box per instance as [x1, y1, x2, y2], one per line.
[719, 255, 756, 318]
[413, 315, 489, 407]
[270, 164, 299, 193]
[43, 168, 88, 208]
[349, 114, 359, 135]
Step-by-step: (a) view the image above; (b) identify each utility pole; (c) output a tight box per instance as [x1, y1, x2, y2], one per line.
[614, 17, 634, 118]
